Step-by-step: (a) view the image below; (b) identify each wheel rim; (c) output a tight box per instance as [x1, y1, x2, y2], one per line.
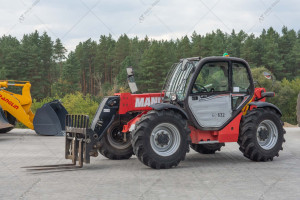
[150, 123, 181, 157]
[256, 120, 278, 150]
[107, 126, 131, 150]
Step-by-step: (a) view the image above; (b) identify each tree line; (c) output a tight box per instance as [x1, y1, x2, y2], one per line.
[0, 27, 300, 124]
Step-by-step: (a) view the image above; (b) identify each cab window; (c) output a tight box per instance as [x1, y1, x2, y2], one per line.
[192, 62, 229, 93]
[232, 62, 250, 93]
[232, 62, 251, 110]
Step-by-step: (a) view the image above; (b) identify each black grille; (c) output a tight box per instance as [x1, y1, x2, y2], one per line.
[65, 114, 89, 129]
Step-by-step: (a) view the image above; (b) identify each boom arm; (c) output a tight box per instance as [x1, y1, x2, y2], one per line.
[0, 81, 34, 129]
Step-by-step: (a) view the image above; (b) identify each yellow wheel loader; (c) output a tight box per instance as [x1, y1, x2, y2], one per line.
[0, 80, 68, 135]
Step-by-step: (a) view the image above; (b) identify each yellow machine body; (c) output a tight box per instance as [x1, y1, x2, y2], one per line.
[0, 81, 34, 129]
[0, 80, 68, 135]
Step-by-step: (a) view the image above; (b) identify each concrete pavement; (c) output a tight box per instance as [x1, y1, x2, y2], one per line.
[0, 128, 299, 200]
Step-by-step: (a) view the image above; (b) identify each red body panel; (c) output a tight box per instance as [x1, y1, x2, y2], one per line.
[122, 111, 147, 133]
[117, 88, 269, 144]
[248, 88, 267, 111]
[253, 88, 266, 102]
[115, 93, 163, 115]
[189, 113, 242, 143]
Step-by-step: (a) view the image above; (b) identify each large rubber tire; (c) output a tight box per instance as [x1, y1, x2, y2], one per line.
[0, 112, 16, 133]
[132, 110, 190, 169]
[99, 119, 133, 160]
[190, 143, 225, 154]
[0, 126, 14, 133]
[238, 107, 285, 161]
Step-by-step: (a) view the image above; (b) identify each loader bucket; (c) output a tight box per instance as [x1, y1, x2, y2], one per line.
[33, 100, 68, 136]
[0, 107, 13, 133]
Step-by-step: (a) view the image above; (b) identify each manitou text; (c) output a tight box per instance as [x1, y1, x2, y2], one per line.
[135, 97, 161, 108]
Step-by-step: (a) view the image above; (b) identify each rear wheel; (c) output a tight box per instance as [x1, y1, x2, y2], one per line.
[238, 107, 285, 161]
[99, 119, 133, 160]
[0, 112, 16, 133]
[190, 143, 225, 154]
[132, 110, 190, 169]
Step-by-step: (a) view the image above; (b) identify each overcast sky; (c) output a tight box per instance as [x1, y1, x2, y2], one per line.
[0, 0, 298, 52]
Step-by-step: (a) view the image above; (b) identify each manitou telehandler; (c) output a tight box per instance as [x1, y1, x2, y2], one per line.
[0, 80, 67, 135]
[26, 56, 285, 170]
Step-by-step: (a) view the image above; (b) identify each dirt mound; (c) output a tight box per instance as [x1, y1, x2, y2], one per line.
[284, 122, 298, 127]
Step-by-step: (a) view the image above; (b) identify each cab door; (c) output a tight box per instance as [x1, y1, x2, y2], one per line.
[187, 61, 232, 128]
[231, 62, 252, 111]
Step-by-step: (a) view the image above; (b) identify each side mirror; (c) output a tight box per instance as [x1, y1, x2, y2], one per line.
[126, 67, 138, 94]
[263, 72, 272, 80]
[263, 71, 275, 90]
[261, 91, 275, 98]
[181, 59, 188, 71]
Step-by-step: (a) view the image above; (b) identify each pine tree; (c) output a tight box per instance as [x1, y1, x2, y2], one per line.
[20, 31, 43, 98]
[96, 34, 115, 85]
[53, 38, 67, 76]
[191, 31, 202, 56]
[0, 35, 21, 80]
[51, 52, 80, 96]
[240, 34, 259, 67]
[201, 32, 214, 57]
[226, 30, 247, 57]
[261, 27, 284, 79]
[75, 39, 97, 95]
[212, 29, 227, 56]
[278, 26, 297, 79]
[112, 34, 130, 83]
[287, 32, 300, 78]
[176, 36, 191, 59]
[40, 32, 54, 96]
[138, 41, 169, 92]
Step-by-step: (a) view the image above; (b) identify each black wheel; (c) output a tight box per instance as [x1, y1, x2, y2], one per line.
[132, 110, 190, 169]
[99, 119, 133, 160]
[238, 107, 286, 161]
[0, 112, 16, 133]
[0, 126, 14, 133]
[190, 143, 225, 154]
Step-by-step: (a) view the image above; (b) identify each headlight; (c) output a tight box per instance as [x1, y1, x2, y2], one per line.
[170, 93, 177, 101]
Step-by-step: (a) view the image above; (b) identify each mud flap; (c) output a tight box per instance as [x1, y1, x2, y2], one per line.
[33, 100, 68, 136]
[0, 106, 13, 133]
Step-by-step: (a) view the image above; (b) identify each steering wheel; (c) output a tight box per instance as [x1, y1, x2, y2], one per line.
[193, 83, 208, 93]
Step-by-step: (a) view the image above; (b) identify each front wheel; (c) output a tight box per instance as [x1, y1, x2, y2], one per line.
[0, 112, 16, 134]
[99, 120, 133, 160]
[132, 110, 190, 169]
[238, 107, 285, 161]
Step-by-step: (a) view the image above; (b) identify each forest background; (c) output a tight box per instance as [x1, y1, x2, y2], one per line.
[1, 26, 299, 124]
